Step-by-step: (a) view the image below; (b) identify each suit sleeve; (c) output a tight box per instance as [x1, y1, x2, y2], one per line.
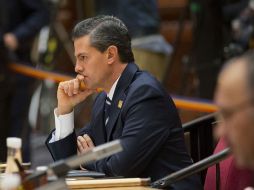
[46, 123, 93, 161]
[46, 130, 77, 161]
[85, 85, 179, 177]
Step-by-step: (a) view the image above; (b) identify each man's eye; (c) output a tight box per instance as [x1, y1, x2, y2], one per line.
[80, 56, 87, 61]
[221, 110, 234, 119]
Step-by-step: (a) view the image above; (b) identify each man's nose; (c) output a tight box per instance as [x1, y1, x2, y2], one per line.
[75, 62, 83, 73]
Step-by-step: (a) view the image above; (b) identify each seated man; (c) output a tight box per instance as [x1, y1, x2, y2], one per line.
[211, 51, 254, 188]
[46, 15, 202, 189]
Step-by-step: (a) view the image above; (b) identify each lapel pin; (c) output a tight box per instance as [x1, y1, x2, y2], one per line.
[118, 100, 123, 109]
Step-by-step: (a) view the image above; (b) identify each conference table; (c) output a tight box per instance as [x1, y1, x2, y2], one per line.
[66, 177, 159, 190]
[76, 187, 156, 190]
[71, 187, 157, 190]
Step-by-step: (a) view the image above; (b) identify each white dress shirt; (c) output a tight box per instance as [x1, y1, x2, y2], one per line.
[50, 77, 120, 142]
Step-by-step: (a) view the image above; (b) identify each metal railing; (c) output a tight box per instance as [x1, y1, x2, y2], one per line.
[151, 148, 231, 189]
[8, 62, 218, 113]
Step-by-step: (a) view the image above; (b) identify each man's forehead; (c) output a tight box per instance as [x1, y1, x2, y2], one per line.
[74, 35, 91, 56]
[215, 60, 248, 105]
[74, 35, 90, 46]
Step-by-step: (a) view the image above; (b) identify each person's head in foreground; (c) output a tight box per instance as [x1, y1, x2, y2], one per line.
[215, 51, 254, 169]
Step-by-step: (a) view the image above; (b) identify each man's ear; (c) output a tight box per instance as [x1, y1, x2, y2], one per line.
[106, 45, 118, 65]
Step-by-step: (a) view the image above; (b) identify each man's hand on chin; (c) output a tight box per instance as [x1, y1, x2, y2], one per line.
[57, 78, 96, 115]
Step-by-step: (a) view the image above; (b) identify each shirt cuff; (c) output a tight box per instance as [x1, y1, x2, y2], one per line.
[54, 108, 74, 141]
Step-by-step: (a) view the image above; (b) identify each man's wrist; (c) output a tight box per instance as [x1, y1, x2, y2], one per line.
[57, 106, 73, 116]
[54, 108, 74, 141]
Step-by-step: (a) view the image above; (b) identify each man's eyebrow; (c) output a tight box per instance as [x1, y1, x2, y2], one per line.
[73, 53, 88, 66]
[75, 52, 88, 58]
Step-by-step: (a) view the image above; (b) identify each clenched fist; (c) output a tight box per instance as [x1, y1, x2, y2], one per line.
[57, 75, 97, 115]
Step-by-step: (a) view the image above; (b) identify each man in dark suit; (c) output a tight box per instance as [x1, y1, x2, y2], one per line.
[46, 15, 202, 189]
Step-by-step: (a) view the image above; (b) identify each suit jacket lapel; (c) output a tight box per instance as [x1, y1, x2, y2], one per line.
[106, 63, 139, 141]
[91, 92, 107, 144]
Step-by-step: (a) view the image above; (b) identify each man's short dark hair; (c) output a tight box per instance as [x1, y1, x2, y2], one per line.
[72, 15, 134, 63]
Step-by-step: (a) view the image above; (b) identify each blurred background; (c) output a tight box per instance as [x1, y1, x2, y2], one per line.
[0, 0, 253, 169]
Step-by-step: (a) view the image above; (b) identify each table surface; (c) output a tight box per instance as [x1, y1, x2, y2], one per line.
[66, 177, 159, 190]
[73, 187, 157, 190]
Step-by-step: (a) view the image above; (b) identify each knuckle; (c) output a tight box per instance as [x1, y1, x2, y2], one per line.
[83, 134, 91, 141]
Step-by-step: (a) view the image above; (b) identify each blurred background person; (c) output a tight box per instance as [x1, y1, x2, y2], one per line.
[189, 0, 253, 99]
[94, 0, 172, 82]
[0, 0, 49, 162]
[205, 51, 254, 190]
[215, 51, 254, 170]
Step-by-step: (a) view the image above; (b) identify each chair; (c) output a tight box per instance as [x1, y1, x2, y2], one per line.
[183, 112, 217, 182]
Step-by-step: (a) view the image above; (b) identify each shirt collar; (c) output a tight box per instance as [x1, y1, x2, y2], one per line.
[107, 76, 120, 101]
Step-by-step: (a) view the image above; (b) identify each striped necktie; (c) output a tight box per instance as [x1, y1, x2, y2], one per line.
[104, 96, 112, 126]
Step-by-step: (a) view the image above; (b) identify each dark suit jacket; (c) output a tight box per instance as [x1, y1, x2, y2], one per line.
[46, 63, 202, 189]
